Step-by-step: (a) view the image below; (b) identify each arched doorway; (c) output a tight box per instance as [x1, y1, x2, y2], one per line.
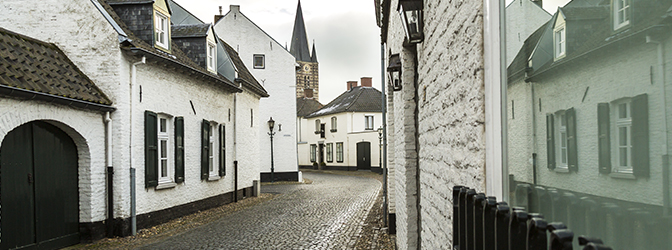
[357, 141, 371, 170]
[0, 121, 79, 250]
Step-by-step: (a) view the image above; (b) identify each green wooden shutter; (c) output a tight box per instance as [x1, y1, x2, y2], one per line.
[145, 111, 158, 188]
[219, 124, 226, 177]
[632, 94, 650, 178]
[174, 117, 185, 183]
[598, 103, 612, 174]
[546, 114, 556, 170]
[566, 108, 578, 172]
[201, 120, 210, 180]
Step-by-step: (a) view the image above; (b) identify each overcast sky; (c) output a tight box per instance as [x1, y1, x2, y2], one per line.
[172, 0, 381, 104]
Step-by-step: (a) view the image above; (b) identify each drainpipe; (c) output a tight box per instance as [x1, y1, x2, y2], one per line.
[129, 56, 145, 236]
[647, 35, 670, 216]
[233, 81, 241, 201]
[105, 112, 114, 238]
[380, 43, 388, 227]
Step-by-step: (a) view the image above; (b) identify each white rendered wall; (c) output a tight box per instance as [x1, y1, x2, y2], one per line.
[235, 89, 262, 187]
[215, 6, 299, 175]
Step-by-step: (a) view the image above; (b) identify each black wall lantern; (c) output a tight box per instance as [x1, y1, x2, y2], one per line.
[398, 0, 424, 44]
[387, 54, 402, 91]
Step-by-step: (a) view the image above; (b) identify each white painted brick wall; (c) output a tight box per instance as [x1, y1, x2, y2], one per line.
[385, 0, 487, 249]
[215, 6, 299, 176]
[236, 89, 262, 187]
[508, 40, 672, 205]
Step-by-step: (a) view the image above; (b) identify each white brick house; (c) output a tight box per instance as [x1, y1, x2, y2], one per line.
[214, 5, 300, 182]
[298, 79, 383, 172]
[0, 0, 265, 247]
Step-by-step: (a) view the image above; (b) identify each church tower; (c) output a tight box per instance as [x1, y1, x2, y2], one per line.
[290, 0, 319, 100]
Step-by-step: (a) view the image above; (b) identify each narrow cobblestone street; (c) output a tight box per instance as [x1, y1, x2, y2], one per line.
[138, 172, 380, 249]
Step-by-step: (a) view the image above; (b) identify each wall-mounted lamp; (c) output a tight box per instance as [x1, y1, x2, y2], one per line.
[387, 54, 402, 91]
[398, 0, 424, 44]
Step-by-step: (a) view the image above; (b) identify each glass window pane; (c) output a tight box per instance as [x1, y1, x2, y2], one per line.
[160, 140, 167, 158]
[160, 118, 166, 132]
[161, 160, 167, 177]
[619, 127, 627, 146]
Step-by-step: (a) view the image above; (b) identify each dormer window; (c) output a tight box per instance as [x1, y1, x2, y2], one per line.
[207, 42, 216, 71]
[614, 0, 630, 30]
[554, 26, 565, 59]
[155, 11, 169, 49]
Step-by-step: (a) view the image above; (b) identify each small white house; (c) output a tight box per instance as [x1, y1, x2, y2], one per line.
[214, 5, 300, 182]
[299, 78, 383, 172]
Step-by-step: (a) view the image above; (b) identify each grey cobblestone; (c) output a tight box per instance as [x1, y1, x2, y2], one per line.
[139, 172, 381, 249]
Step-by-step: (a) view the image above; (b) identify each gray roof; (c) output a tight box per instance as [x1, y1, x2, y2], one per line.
[297, 97, 323, 117]
[306, 86, 382, 118]
[289, 0, 312, 62]
[310, 43, 318, 62]
[107, 0, 157, 6]
[0, 27, 113, 111]
[171, 24, 211, 38]
[167, 0, 204, 25]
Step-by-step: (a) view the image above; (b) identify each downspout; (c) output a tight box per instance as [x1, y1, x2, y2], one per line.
[380, 43, 388, 227]
[105, 112, 114, 238]
[129, 56, 145, 236]
[531, 82, 538, 185]
[234, 81, 241, 202]
[647, 35, 669, 215]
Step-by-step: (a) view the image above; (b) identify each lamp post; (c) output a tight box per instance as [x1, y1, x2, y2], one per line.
[377, 126, 387, 227]
[378, 127, 383, 172]
[268, 117, 276, 183]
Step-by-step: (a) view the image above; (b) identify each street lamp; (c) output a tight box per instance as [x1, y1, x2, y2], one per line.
[268, 117, 275, 183]
[378, 126, 383, 171]
[398, 0, 424, 44]
[387, 54, 402, 91]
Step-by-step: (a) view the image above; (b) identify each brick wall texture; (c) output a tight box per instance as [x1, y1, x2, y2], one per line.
[385, 0, 487, 249]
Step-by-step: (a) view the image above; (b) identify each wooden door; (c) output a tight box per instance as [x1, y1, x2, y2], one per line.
[357, 142, 371, 170]
[0, 121, 79, 250]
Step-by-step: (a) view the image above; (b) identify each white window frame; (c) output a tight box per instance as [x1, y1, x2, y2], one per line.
[614, 0, 630, 30]
[315, 119, 321, 133]
[555, 111, 569, 170]
[554, 25, 566, 59]
[612, 99, 633, 174]
[326, 143, 333, 162]
[365, 115, 374, 130]
[208, 121, 220, 180]
[331, 116, 337, 132]
[310, 144, 317, 162]
[207, 42, 216, 71]
[336, 142, 344, 162]
[154, 11, 169, 49]
[253, 54, 265, 69]
[157, 114, 176, 189]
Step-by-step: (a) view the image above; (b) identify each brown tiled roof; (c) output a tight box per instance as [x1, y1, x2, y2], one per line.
[0, 27, 113, 110]
[297, 97, 323, 117]
[172, 24, 210, 38]
[220, 40, 269, 97]
[306, 86, 382, 118]
[98, 0, 241, 93]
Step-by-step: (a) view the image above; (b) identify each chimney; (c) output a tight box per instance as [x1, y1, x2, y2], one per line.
[214, 6, 225, 23]
[347, 81, 358, 90]
[304, 88, 314, 99]
[360, 77, 372, 87]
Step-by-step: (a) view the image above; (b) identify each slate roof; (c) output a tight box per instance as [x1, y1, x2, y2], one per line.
[310, 43, 318, 63]
[290, 0, 312, 62]
[221, 41, 269, 97]
[0, 27, 113, 111]
[107, 0, 155, 4]
[297, 97, 323, 117]
[171, 24, 211, 38]
[511, 0, 672, 81]
[305, 86, 382, 118]
[98, 0, 241, 93]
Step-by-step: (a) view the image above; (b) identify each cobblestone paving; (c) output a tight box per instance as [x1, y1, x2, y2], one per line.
[139, 172, 381, 249]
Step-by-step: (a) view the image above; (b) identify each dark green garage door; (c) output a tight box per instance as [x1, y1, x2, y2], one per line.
[0, 121, 79, 250]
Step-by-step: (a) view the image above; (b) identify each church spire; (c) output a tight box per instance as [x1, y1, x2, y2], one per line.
[311, 41, 318, 62]
[290, 0, 312, 62]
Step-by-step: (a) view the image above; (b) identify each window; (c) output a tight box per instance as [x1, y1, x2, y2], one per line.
[154, 11, 169, 49]
[145, 111, 184, 189]
[253, 54, 265, 69]
[310, 144, 317, 162]
[554, 26, 565, 59]
[207, 43, 216, 71]
[330, 117, 337, 132]
[615, 100, 632, 172]
[315, 119, 321, 133]
[365, 115, 374, 130]
[336, 142, 343, 162]
[326, 143, 333, 162]
[546, 108, 577, 172]
[614, 0, 630, 30]
[202, 120, 225, 181]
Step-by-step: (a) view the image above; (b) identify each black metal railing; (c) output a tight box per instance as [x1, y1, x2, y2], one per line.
[453, 185, 614, 250]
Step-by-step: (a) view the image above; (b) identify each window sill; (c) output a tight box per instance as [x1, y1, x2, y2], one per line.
[207, 175, 221, 181]
[156, 181, 177, 190]
[553, 167, 570, 173]
[330, 129, 337, 133]
[610, 172, 636, 180]
[337, 161, 343, 163]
